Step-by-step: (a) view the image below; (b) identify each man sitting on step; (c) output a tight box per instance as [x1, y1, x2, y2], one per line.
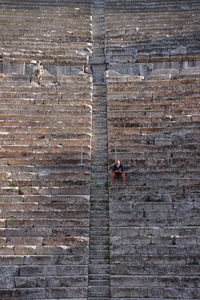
[111, 160, 125, 183]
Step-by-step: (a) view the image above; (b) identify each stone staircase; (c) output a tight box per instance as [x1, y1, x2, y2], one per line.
[0, 0, 199, 299]
[88, 1, 111, 299]
[0, 0, 92, 299]
[105, 0, 200, 299]
[0, 75, 92, 299]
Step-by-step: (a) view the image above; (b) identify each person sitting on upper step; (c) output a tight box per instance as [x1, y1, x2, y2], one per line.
[111, 160, 125, 183]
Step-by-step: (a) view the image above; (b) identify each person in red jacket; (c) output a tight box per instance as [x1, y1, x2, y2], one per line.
[111, 160, 125, 183]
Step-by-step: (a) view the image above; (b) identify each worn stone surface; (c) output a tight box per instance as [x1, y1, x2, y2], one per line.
[106, 0, 200, 299]
[0, 0, 200, 299]
[0, 0, 92, 299]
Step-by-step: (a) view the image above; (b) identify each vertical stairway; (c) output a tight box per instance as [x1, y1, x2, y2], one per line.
[88, 0, 111, 299]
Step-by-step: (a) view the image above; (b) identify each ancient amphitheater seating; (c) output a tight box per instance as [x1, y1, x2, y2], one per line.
[0, 78, 92, 299]
[106, 0, 200, 299]
[0, 0, 92, 299]
[107, 76, 200, 298]
[0, 0, 199, 299]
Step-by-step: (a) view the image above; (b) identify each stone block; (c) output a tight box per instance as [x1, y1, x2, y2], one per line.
[12, 288, 46, 298]
[46, 287, 87, 298]
[0, 255, 24, 266]
[163, 287, 200, 299]
[60, 276, 87, 287]
[37, 277, 47, 288]
[14, 246, 36, 255]
[15, 277, 37, 288]
[155, 138, 172, 146]
[111, 286, 149, 298]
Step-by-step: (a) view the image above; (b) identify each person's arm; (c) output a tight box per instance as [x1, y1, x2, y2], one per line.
[112, 165, 117, 173]
[120, 165, 124, 172]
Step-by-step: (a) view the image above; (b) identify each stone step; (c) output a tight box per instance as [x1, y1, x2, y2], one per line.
[0, 254, 88, 265]
[90, 220, 109, 227]
[90, 225, 109, 232]
[0, 244, 88, 255]
[90, 1, 110, 298]
[0, 227, 89, 238]
[91, 171, 108, 178]
[90, 203, 109, 211]
[90, 204, 109, 211]
[88, 288, 110, 298]
[0, 286, 88, 299]
[5, 221, 89, 231]
[2, 209, 89, 219]
[90, 56, 106, 64]
[89, 249, 109, 256]
[108, 299, 200, 300]
[92, 151, 108, 157]
[90, 235, 109, 243]
[89, 263, 110, 273]
[0, 236, 88, 247]
[90, 194, 109, 201]
[89, 279, 110, 286]
[91, 165, 107, 171]
[88, 298, 111, 300]
[89, 259, 110, 266]
[90, 244, 109, 251]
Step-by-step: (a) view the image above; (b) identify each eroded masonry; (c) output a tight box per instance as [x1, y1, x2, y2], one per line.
[0, 0, 199, 300]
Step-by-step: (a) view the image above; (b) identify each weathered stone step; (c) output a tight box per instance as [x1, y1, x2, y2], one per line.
[110, 286, 199, 299]
[93, 129, 108, 135]
[0, 286, 88, 299]
[91, 162, 108, 168]
[89, 258, 110, 265]
[5, 218, 89, 229]
[109, 226, 200, 237]
[91, 210, 109, 217]
[88, 287, 110, 297]
[0, 227, 89, 238]
[90, 208, 109, 216]
[1, 235, 88, 247]
[89, 279, 110, 286]
[91, 165, 107, 172]
[90, 222, 109, 230]
[111, 274, 200, 286]
[89, 263, 110, 271]
[90, 203, 109, 211]
[89, 249, 109, 256]
[0, 193, 90, 202]
[88, 298, 110, 300]
[92, 117, 108, 124]
[110, 299, 200, 300]
[90, 208, 109, 215]
[90, 56, 106, 64]
[92, 152, 108, 158]
[0, 244, 88, 256]
[90, 195, 109, 202]
[90, 244, 109, 251]
[2, 209, 89, 219]
[92, 145, 107, 152]
[89, 250, 109, 259]
[110, 244, 200, 257]
[90, 218, 109, 225]
[0, 254, 88, 265]
[90, 235, 109, 243]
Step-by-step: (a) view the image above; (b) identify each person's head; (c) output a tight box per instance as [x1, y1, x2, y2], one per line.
[115, 160, 121, 167]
